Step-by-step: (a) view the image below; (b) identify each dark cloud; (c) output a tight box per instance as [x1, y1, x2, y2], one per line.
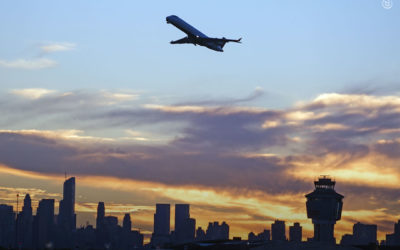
[373, 140, 400, 159]
[339, 80, 400, 96]
[338, 185, 400, 213]
[174, 87, 265, 106]
[0, 131, 307, 194]
[171, 110, 286, 151]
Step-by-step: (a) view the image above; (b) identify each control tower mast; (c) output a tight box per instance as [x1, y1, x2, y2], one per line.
[305, 176, 344, 244]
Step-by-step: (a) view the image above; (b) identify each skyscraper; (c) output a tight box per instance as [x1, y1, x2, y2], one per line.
[58, 177, 76, 231]
[154, 204, 170, 236]
[0, 204, 15, 248]
[184, 218, 196, 242]
[289, 222, 302, 242]
[56, 177, 76, 248]
[16, 194, 33, 248]
[175, 204, 190, 243]
[306, 176, 343, 244]
[151, 204, 171, 247]
[34, 199, 55, 249]
[96, 202, 105, 230]
[271, 220, 286, 241]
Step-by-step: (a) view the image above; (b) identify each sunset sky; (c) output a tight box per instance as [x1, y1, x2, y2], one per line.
[1, 0, 400, 242]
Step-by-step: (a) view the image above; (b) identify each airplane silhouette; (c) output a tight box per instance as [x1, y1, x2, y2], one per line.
[166, 15, 241, 52]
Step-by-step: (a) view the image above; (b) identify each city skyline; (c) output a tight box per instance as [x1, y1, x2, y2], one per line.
[0, 175, 398, 244]
[1, 0, 400, 247]
[2, 175, 400, 249]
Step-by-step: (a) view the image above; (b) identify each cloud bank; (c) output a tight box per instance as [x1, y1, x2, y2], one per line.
[1, 89, 400, 239]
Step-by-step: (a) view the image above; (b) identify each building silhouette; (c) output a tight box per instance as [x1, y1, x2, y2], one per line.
[248, 229, 270, 242]
[341, 222, 377, 246]
[33, 199, 55, 249]
[0, 204, 15, 248]
[151, 203, 171, 247]
[121, 213, 143, 249]
[185, 218, 196, 241]
[174, 204, 196, 243]
[306, 176, 343, 243]
[93, 202, 144, 249]
[175, 204, 189, 241]
[96, 201, 105, 230]
[271, 220, 286, 241]
[204, 221, 229, 240]
[196, 226, 206, 241]
[386, 220, 400, 246]
[75, 224, 96, 248]
[57, 177, 76, 248]
[123, 213, 131, 231]
[289, 222, 302, 242]
[16, 194, 33, 249]
[154, 204, 170, 235]
[58, 177, 76, 230]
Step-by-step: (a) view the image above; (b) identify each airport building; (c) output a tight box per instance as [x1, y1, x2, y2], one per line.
[305, 176, 344, 244]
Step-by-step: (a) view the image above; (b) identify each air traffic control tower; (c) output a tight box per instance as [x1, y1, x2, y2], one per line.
[305, 176, 344, 244]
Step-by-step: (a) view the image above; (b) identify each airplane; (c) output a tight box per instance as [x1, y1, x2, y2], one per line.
[166, 15, 241, 52]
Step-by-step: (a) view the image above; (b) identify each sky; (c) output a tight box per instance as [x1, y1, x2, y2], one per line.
[0, 0, 400, 242]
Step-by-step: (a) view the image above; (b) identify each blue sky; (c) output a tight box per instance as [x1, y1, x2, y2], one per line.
[1, 1, 399, 107]
[1, 1, 400, 240]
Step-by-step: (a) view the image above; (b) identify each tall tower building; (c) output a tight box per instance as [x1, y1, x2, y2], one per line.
[175, 204, 190, 242]
[0, 204, 15, 248]
[33, 199, 55, 249]
[271, 220, 286, 241]
[154, 204, 170, 236]
[96, 202, 105, 230]
[306, 176, 344, 243]
[17, 194, 33, 248]
[151, 204, 171, 247]
[58, 177, 76, 231]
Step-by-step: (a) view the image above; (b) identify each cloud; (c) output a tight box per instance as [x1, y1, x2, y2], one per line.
[174, 87, 265, 106]
[0, 58, 57, 69]
[40, 42, 76, 53]
[11, 88, 56, 99]
[0, 130, 302, 193]
[0, 42, 76, 70]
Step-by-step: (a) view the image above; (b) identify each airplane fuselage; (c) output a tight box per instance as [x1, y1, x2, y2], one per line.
[166, 15, 241, 52]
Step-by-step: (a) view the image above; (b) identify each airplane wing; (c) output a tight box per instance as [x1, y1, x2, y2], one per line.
[170, 37, 192, 44]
